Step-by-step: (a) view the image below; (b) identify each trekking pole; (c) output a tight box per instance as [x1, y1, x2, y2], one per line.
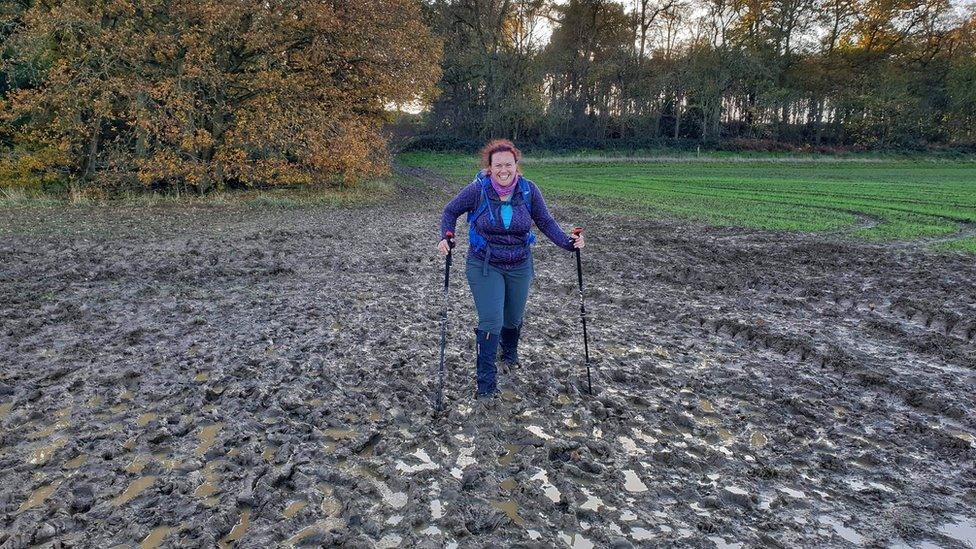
[572, 227, 592, 395]
[434, 231, 456, 412]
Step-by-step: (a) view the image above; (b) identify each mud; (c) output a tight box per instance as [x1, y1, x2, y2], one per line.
[1, 167, 974, 548]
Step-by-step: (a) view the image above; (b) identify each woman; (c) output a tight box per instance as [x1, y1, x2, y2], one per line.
[438, 139, 585, 398]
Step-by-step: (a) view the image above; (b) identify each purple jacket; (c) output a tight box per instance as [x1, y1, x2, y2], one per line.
[440, 172, 576, 270]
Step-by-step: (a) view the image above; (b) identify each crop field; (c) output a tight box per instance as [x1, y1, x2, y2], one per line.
[401, 152, 976, 251]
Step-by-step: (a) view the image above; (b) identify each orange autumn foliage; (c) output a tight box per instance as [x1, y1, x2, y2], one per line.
[3, 0, 442, 192]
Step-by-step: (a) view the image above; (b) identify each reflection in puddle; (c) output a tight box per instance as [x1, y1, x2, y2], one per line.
[631, 527, 654, 541]
[618, 436, 645, 456]
[558, 531, 595, 549]
[139, 526, 173, 549]
[113, 476, 156, 506]
[818, 516, 864, 545]
[623, 470, 648, 493]
[581, 488, 608, 511]
[531, 468, 561, 503]
[195, 423, 224, 457]
[940, 515, 976, 546]
[491, 499, 525, 526]
[708, 536, 744, 549]
[376, 533, 402, 548]
[525, 425, 553, 440]
[217, 509, 251, 548]
[396, 449, 439, 474]
[18, 481, 61, 513]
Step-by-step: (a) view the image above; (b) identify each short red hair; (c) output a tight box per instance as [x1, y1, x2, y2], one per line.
[480, 139, 521, 170]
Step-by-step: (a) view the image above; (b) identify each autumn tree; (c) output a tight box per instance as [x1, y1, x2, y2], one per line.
[1, 0, 442, 194]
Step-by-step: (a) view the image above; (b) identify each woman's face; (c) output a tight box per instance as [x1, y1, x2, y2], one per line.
[489, 151, 518, 187]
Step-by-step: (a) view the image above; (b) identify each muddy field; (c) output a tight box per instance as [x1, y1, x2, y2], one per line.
[1, 168, 974, 548]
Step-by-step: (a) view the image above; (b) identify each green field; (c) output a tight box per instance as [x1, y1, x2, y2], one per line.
[401, 152, 976, 246]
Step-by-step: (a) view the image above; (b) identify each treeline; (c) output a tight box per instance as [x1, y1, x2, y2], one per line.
[420, 0, 976, 150]
[0, 1, 440, 194]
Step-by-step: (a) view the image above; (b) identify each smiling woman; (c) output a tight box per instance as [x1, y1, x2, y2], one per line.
[437, 139, 585, 399]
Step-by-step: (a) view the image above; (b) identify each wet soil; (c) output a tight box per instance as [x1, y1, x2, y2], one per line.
[1, 167, 974, 548]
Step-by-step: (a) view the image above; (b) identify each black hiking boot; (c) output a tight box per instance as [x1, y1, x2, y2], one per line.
[475, 329, 499, 398]
[499, 323, 522, 370]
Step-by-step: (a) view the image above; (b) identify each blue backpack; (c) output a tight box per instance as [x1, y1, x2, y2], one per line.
[467, 171, 536, 254]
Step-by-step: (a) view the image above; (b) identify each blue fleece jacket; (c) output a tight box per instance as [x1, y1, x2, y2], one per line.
[440, 172, 575, 270]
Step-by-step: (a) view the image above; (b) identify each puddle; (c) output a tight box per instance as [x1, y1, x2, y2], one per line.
[500, 477, 518, 491]
[194, 462, 222, 505]
[0, 402, 12, 419]
[531, 468, 561, 503]
[139, 526, 173, 549]
[319, 484, 342, 517]
[283, 519, 346, 547]
[262, 446, 275, 462]
[113, 476, 156, 506]
[194, 372, 208, 382]
[818, 516, 865, 545]
[358, 471, 406, 509]
[283, 500, 307, 519]
[558, 531, 595, 549]
[717, 428, 735, 443]
[427, 498, 443, 520]
[556, 394, 572, 405]
[376, 533, 403, 548]
[125, 455, 152, 474]
[499, 444, 522, 466]
[708, 536, 744, 549]
[632, 429, 658, 445]
[623, 470, 648, 493]
[64, 454, 88, 470]
[631, 526, 654, 541]
[940, 515, 976, 547]
[396, 449, 439, 474]
[526, 425, 553, 440]
[29, 437, 67, 465]
[749, 431, 768, 448]
[948, 430, 975, 447]
[491, 499, 525, 526]
[700, 399, 716, 413]
[136, 412, 157, 427]
[217, 509, 251, 548]
[778, 486, 806, 499]
[18, 481, 61, 513]
[618, 436, 645, 456]
[581, 488, 608, 511]
[195, 423, 224, 457]
[29, 418, 71, 440]
[322, 428, 357, 441]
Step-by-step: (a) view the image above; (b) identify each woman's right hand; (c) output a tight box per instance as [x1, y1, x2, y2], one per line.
[437, 239, 450, 256]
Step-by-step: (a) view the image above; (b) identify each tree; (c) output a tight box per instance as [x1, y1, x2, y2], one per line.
[1, 0, 442, 193]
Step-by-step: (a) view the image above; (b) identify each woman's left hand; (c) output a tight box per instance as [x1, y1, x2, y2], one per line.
[571, 233, 585, 249]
